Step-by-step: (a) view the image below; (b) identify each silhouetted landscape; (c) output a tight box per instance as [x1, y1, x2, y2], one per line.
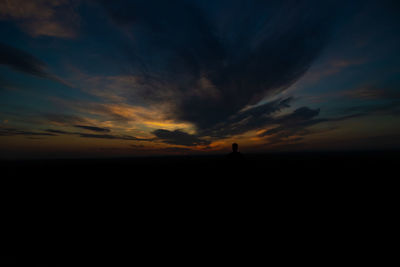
[1, 0, 399, 263]
[4, 150, 398, 179]
[4, 149, 398, 264]
[4, 150, 397, 265]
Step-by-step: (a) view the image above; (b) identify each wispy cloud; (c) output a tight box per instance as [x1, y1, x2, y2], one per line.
[0, 42, 69, 86]
[43, 113, 89, 126]
[152, 129, 210, 147]
[0, 42, 51, 78]
[302, 57, 368, 84]
[48, 98, 194, 132]
[344, 85, 400, 100]
[0, 126, 56, 136]
[0, 0, 80, 38]
[43, 128, 155, 141]
[76, 132, 151, 141]
[200, 97, 293, 138]
[74, 125, 111, 133]
[258, 107, 361, 144]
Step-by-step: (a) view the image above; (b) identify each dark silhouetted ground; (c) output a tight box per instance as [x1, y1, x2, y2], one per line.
[3, 151, 397, 264]
[3, 150, 398, 179]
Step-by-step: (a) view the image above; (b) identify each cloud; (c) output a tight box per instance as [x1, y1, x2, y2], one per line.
[257, 106, 321, 141]
[0, 42, 52, 78]
[45, 129, 70, 134]
[49, 99, 194, 131]
[152, 129, 210, 147]
[74, 75, 140, 103]
[74, 125, 111, 133]
[76, 133, 144, 140]
[44, 128, 154, 141]
[98, 0, 338, 137]
[0, 0, 80, 38]
[43, 113, 88, 125]
[273, 107, 321, 126]
[2, 124, 155, 141]
[257, 107, 362, 144]
[344, 86, 400, 100]
[303, 57, 368, 84]
[0, 127, 56, 136]
[200, 97, 293, 138]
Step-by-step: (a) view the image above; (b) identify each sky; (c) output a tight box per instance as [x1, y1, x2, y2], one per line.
[1, 0, 400, 159]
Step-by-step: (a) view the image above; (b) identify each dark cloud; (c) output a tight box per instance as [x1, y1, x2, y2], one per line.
[74, 125, 111, 133]
[201, 97, 293, 138]
[0, 127, 56, 137]
[258, 107, 362, 143]
[152, 129, 211, 146]
[151, 97, 358, 147]
[99, 0, 338, 134]
[45, 129, 70, 134]
[273, 107, 321, 126]
[45, 128, 154, 141]
[247, 106, 322, 143]
[76, 132, 152, 141]
[0, 42, 52, 78]
[77, 133, 135, 140]
[44, 113, 88, 125]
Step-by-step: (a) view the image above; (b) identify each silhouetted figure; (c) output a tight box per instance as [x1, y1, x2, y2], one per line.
[227, 143, 244, 160]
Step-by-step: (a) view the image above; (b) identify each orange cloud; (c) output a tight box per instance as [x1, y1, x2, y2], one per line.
[49, 96, 196, 137]
[0, 0, 79, 38]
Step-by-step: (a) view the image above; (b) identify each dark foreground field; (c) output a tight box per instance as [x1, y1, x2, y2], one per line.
[2, 150, 398, 200]
[3, 150, 398, 178]
[3, 150, 398, 202]
[2, 151, 397, 265]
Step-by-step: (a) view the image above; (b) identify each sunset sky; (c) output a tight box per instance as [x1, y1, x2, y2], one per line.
[1, 0, 400, 159]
